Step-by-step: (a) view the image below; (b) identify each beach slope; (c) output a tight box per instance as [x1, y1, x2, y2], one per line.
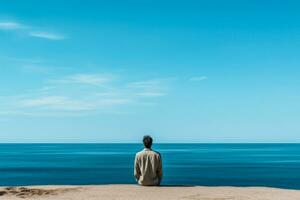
[0, 185, 299, 200]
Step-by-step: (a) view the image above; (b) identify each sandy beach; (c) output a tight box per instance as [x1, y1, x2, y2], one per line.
[0, 185, 300, 200]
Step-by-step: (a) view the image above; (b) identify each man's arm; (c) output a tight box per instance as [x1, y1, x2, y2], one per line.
[134, 155, 141, 181]
[157, 154, 163, 185]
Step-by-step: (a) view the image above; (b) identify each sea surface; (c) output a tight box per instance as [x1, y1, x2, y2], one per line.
[0, 143, 300, 189]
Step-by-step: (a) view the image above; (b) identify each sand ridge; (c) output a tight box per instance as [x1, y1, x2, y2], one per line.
[0, 186, 81, 199]
[0, 185, 299, 200]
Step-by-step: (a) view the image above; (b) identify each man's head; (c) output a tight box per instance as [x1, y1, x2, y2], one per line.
[143, 135, 153, 149]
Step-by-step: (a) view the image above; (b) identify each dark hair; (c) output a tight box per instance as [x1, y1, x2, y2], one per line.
[143, 135, 153, 148]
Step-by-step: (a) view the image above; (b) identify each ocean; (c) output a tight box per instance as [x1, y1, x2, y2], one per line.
[0, 143, 300, 189]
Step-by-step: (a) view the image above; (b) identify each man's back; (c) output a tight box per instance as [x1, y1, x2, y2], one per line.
[134, 148, 163, 186]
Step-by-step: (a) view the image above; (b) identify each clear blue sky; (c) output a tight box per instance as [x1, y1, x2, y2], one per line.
[0, 0, 299, 142]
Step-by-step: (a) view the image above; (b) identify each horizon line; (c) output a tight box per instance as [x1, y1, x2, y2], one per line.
[1, 142, 300, 144]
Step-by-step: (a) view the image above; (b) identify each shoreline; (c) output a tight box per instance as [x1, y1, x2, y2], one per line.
[1, 185, 300, 200]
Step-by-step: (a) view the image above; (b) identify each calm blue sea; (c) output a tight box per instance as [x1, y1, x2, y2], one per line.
[0, 143, 300, 189]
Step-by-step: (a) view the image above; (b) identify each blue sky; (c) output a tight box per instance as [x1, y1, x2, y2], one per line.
[0, 0, 299, 142]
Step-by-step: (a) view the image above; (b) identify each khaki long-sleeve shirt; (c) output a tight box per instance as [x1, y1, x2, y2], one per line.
[134, 148, 163, 186]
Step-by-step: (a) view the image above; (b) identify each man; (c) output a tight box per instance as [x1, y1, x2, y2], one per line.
[134, 135, 163, 186]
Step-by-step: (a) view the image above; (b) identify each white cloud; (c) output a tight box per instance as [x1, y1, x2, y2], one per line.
[134, 92, 166, 97]
[69, 74, 113, 85]
[0, 72, 169, 116]
[21, 95, 132, 111]
[29, 31, 65, 40]
[127, 80, 162, 89]
[189, 76, 208, 81]
[127, 79, 169, 98]
[94, 92, 119, 97]
[21, 96, 95, 111]
[22, 96, 68, 107]
[52, 73, 114, 86]
[0, 19, 65, 40]
[0, 21, 24, 30]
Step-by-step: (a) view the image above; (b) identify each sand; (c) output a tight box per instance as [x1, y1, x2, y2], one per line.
[0, 185, 300, 200]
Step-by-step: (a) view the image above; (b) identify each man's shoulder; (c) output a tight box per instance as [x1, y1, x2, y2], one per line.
[135, 150, 143, 156]
[135, 149, 146, 157]
[136, 149, 161, 157]
[151, 150, 161, 157]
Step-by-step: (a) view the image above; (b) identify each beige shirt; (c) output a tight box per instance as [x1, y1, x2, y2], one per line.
[134, 148, 163, 186]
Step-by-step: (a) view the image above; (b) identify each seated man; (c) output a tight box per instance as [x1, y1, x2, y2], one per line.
[134, 135, 163, 186]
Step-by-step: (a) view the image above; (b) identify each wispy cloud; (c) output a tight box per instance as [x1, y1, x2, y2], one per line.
[51, 73, 114, 86]
[127, 80, 162, 89]
[28, 31, 65, 40]
[0, 21, 24, 30]
[0, 73, 169, 116]
[189, 76, 208, 81]
[21, 95, 133, 111]
[134, 92, 166, 97]
[22, 96, 69, 107]
[127, 79, 169, 98]
[0, 20, 65, 40]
